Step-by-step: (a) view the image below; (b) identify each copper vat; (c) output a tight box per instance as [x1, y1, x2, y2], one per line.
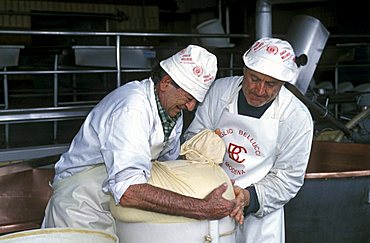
[285, 141, 370, 242]
[0, 164, 54, 234]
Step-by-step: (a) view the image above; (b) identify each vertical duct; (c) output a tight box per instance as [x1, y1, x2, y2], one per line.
[256, 0, 272, 39]
[286, 15, 330, 94]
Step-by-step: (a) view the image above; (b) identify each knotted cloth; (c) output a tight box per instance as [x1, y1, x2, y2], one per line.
[110, 129, 234, 223]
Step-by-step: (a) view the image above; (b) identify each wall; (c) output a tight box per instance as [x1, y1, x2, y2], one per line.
[0, 0, 159, 31]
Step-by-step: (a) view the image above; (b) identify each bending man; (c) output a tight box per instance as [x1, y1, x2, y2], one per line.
[42, 45, 237, 234]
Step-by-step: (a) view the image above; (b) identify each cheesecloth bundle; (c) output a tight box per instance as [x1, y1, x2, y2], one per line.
[110, 129, 234, 223]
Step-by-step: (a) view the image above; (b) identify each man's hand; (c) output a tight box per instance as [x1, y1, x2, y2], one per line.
[230, 185, 250, 224]
[201, 183, 236, 220]
[214, 128, 222, 137]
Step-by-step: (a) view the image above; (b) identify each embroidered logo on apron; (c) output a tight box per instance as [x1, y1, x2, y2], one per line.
[228, 143, 247, 163]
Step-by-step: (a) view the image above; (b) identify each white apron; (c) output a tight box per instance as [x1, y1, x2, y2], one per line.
[41, 165, 116, 234]
[42, 141, 166, 235]
[216, 86, 284, 243]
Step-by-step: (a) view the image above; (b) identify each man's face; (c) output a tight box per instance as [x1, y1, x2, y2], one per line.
[157, 75, 197, 117]
[241, 68, 285, 107]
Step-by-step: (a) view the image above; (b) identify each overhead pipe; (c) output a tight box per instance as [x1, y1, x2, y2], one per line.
[256, 0, 272, 39]
[0, 10, 128, 21]
[255, 0, 330, 40]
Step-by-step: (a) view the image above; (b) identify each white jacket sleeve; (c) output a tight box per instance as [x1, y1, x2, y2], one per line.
[102, 105, 152, 204]
[254, 105, 313, 217]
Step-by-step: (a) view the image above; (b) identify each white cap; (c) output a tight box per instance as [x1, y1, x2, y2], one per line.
[160, 45, 217, 102]
[243, 37, 299, 83]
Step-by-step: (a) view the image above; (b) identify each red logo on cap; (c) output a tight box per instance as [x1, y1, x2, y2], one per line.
[193, 66, 203, 77]
[266, 45, 278, 55]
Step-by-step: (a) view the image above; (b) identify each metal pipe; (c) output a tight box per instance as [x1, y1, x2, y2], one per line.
[3, 67, 8, 109]
[116, 35, 121, 87]
[53, 55, 59, 142]
[0, 69, 151, 75]
[53, 54, 59, 107]
[3, 67, 9, 147]
[225, 6, 230, 35]
[334, 63, 339, 117]
[256, 0, 272, 39]
[334, 109, 370, 142]
[0, 30, 249, 38]
[285, 82, 353, 136]
[255, 0, 332, 39]
[218, 0, 222, 23]
[0, 106, 93, 124]
[0, 10, 127, 21]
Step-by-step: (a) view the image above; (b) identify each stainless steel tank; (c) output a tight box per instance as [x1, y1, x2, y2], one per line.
[286, 15, 330, 94]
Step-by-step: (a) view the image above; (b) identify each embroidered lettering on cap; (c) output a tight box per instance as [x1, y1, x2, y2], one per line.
[203, 75, 214, 83]
[280, 50, 293, 62]
[181, 57, 193, 62]
[204, 77, 214, 82]
[252, 41, 265, 52]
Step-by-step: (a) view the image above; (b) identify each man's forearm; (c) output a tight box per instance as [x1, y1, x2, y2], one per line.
[120, 183, 234, 220]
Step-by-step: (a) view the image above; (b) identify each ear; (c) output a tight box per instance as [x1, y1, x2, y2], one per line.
[158, 75, 172, 92]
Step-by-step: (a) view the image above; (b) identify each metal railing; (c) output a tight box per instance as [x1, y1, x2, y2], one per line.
[0, 30, 250, 162]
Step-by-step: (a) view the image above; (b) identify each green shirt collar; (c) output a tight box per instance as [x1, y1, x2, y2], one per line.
[154, 89, 180, 141]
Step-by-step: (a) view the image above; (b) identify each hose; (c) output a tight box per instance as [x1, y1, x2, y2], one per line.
[284, 82, 353, 136]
